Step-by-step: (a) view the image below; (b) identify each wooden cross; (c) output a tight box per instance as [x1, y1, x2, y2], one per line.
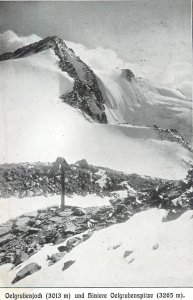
[48, 157, 73, 210]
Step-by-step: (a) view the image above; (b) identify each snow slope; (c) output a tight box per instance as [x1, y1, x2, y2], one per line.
[1, 209, 193, 287]
[97, 71, 192, 142]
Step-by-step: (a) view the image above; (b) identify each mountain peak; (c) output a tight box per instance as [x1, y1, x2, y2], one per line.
[0, 35, 107, 123]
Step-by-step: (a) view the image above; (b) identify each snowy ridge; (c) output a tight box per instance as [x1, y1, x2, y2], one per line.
[0, 36, 107, 123]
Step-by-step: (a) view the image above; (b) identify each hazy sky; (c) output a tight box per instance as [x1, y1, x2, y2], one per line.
[0, 0, 191, 68]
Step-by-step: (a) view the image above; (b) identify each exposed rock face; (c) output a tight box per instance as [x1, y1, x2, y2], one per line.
[0, 222, 13, 237]
[14, 217, 31, 228]
[153, 125, 193, 153]
[75, 159, 90, 169]
[0, 36, 107, 123]
[47, 252, 66, 266]
[66, 236, 83, 251]
[12, 263, 41, 284]
[14, 251, 29, 266]
[0, 234, 14, 247]
[72, 208, 86, 216]
[62, 260, 75, 271]
[123, 250, 133, 258]
[0, 205, 91, 266]
[121, 69, 135, 81]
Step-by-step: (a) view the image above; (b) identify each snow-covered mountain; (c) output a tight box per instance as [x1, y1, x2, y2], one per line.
[0, 32, 192, 179]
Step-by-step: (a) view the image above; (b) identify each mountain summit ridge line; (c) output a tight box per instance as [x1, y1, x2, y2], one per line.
[0, 35, 107, 123]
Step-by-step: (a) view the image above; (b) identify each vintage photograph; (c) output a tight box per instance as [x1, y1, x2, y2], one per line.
[0, 0, 192, 287]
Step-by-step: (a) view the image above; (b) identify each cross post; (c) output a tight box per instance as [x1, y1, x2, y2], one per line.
[48, 157, 72, 211]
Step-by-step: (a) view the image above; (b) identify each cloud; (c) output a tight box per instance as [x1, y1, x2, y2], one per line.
[67, 41, 125, 72]
[156, 61, 192, 99]
[0, 30, 41, 54]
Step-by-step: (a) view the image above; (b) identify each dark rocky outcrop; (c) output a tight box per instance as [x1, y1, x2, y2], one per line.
[62, 260, 75, 271]
[75, 159, 90, 169]
[123, 250, 133, 258]
[121, 69, 135, 81]
[66, 236, 83, 251]
[72, 207, 86, 216]
[12, 263, 41, 284]
[47, 252, 66, 266]
[153, 125, 193, 153]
